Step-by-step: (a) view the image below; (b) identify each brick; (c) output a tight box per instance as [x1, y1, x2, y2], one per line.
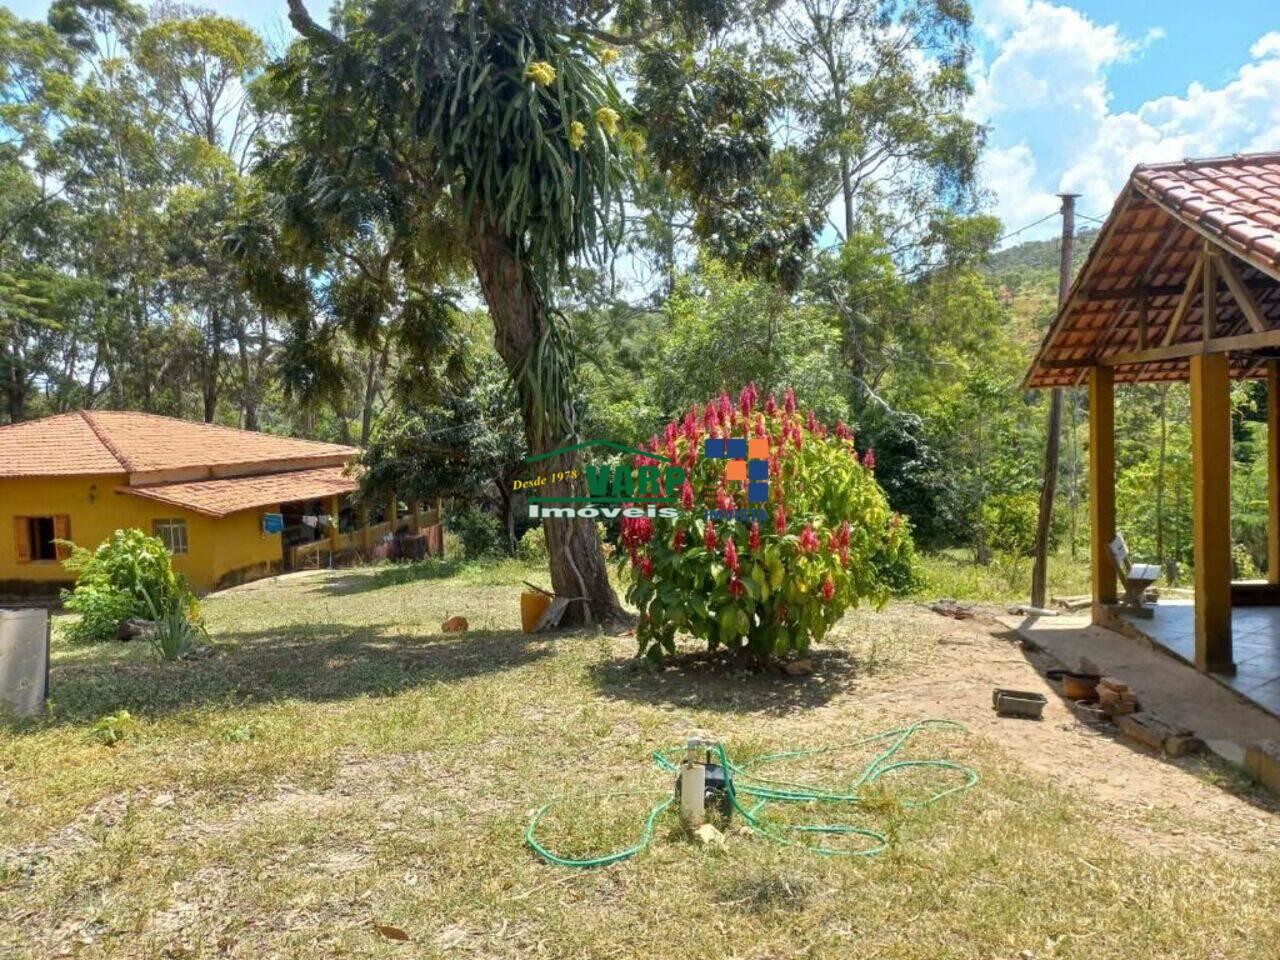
[1245, 740, 1280, 794]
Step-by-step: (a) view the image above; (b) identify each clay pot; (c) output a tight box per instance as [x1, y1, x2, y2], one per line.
[1062, 672, 1101, 702]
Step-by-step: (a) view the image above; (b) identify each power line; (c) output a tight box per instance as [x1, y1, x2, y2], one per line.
[996, 211, 1060, 245]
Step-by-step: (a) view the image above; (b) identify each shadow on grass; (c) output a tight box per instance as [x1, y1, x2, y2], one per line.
[23, 624, 552, 729]
[588, 647, 861, 716]
[303, 559, 470, 596]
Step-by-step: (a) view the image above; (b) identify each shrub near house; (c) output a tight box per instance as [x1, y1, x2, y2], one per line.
[617, 384, 916, 662]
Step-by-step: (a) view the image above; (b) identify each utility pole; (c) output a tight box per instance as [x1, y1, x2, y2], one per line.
[1030, 194, 1078, 609]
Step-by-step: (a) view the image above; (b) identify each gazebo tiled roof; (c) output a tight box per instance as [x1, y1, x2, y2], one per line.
[1025, 151, 1280, 389]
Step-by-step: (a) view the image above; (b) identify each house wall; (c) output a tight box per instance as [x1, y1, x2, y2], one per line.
[0, 474, 283, 595]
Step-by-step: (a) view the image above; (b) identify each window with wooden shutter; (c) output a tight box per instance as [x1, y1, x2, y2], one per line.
[53, 515, 71, 561]
[14, 517, 31, 563]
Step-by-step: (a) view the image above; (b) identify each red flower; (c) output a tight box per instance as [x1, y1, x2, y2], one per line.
[680, 480, 695, 511]
[728, 575, 745, 598]
[806, 409, 818, 433]
[704, 523, 718, 550]
[716, 484, 735, 512]
[640, 555, 653, 580]
[753, 415, 766, 438]
[827, 530, 840, 553]
[672, 528, 686, 553]
[739, 382, 757, 417]
[799, 523, 818, 554]
[773, 506, 787, 535]
[620, 515, 653, 547]
[820, 576, 835, 602]
[783, 388, 796, 415]
[703, 403, 720, 433]
[862, 447, 876, 470]
[718, 390, 732, 419]
[748, 521, 761, 552]
[840, 546, 850, 568]
[724, 536, 739, 573]
[835, 421, 852, 442]
[764, 393, 778, 416]
[839, 520, 850, 548]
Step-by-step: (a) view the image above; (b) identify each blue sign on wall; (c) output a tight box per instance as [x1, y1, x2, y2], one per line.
[262, 513, 285, 535]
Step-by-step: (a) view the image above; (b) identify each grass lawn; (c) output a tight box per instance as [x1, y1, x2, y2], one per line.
[3, 558, 1279, 958]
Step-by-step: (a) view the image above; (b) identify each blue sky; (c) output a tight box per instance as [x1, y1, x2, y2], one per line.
[10, 0, 1280, 244]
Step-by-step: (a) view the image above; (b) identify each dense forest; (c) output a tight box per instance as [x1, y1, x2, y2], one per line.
[1, 0, 1270, 590]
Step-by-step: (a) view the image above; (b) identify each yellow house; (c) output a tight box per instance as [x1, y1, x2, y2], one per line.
[0, 411, 371, 596]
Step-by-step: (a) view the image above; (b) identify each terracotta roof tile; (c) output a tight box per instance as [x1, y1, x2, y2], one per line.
[0, 411, 357, 478]
[117, 465, 359, 517]
[1133, 152, 1280, 276]
[81, 411, 356, 474]
[0, 412, 125, 476]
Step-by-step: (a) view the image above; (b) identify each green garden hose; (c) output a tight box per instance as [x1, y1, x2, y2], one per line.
[525, 719, 978, 867]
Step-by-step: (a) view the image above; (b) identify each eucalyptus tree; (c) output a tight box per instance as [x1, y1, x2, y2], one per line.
[275, 0, 803, 624]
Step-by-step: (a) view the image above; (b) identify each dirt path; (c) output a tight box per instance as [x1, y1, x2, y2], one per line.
[848, 604, 1280, 855]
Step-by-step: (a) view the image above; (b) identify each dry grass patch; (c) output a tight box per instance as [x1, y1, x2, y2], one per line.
[3, 561, 1279, 959]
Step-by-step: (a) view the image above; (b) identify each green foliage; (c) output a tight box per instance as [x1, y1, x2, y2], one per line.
[140, 585, 206, 661]
[446, 505, 505, 560]
[617, 387, 912, 661]
[90, 708, 138, 747]
[651, 260, 849, 423]
[61, 529, 193, 643]
[517, 525, 549, 563]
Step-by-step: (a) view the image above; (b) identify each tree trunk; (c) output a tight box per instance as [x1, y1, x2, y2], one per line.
[469, 217, 625, 626]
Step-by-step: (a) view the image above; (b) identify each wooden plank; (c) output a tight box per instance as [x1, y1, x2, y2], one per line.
[1090, 366, 1118, 616]
[328, 494, 342, 555]
[1162, 253, 1204, 346]
[1190, 353, 1234, 672]
[1138, 289, 1149, 350]
[1219, 252, 1268, 333]
[1270, 363, 1280, 585]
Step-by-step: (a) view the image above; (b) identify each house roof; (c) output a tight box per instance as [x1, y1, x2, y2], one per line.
[116, 464, 359, 518]
[1024, 151, 1280, 389]
[0, 410, 357, 481]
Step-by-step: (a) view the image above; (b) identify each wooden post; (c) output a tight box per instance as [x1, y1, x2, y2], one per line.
[1268, 362, 1280, 584]
[387, 491, 398, 534]
[1089, 365, 1117, 619]
[408, 499, 421, 534]
[358, 504, 371, 554]
[328, 495, 341, 559]
[1190, 352, 1233, 672]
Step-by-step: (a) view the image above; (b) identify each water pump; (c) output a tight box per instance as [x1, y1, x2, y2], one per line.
[674, 733, 732, 829]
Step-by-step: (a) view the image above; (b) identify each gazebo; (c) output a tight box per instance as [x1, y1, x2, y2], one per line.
[1024, 151, 1280, 714]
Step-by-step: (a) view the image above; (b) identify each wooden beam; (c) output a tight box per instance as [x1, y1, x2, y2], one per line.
[1090, 365, 1118, 617]
[1218, 252, 1268, 333]
[408, 499, 421, 534]
[1190, 353, 1234, 673]
[1162, 253, 1204, 346]
[1105, 328, 1280, 367]
[1203, 242, 1218, 342]
[1270, 363, 1280, 585]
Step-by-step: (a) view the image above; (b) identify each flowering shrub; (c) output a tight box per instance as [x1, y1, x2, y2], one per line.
[616, 384, 915, 662]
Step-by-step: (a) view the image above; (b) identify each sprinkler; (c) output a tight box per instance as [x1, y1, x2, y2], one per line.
[675, 733, 732, 829]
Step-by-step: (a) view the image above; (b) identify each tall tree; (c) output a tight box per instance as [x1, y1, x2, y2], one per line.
[276, 0, 800, 624]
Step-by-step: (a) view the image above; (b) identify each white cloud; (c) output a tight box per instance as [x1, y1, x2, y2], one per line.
[973, 3, 1280, 244]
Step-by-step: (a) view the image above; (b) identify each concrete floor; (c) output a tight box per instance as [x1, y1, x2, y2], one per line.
[1004, 610, 1280, 757]
[1118, 600, 1280, 716]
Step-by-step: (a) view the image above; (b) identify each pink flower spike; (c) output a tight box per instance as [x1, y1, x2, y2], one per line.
[704, 523, 718, 550]
[724, 536, 739, 574]
[783, 388, 796, 415]
[862, 447, 876, 470]
[748, 521, 761, 552]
